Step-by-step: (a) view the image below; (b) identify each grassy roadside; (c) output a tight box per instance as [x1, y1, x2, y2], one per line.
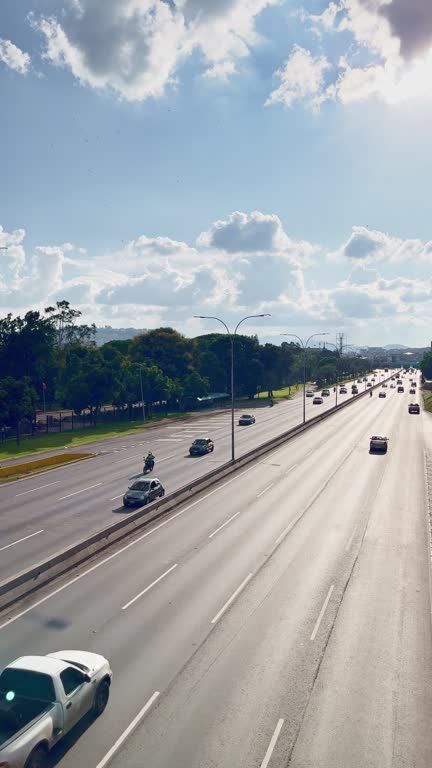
[0, 412, 194, 461]
[423, 392, 432, 413]
[256, 384, 303, 400]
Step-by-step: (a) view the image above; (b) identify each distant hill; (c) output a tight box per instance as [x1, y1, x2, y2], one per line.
[95, 326, 146, 346]
[383, 344, 408, 350]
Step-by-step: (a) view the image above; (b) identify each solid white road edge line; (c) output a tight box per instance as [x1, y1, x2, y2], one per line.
[58, 482, 102, 501]
[122, 564, 178, 610]
[260, 719, 284, 768]
[256, 482, 274, 499]
[211, 573, 253, 624]
[95, 691, 160, 768]
[209, 510, 242, 539]
[15, 481, 60, 497]
[310, 584, 334, 641]
[0, 459, 263, 630]
[0, 530, 44, 553]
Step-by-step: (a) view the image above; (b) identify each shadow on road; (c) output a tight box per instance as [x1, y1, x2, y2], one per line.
[48, 711, 95, 766]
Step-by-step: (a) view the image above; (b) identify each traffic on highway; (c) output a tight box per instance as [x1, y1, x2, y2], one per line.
[0, 370, 394, 581]
[1, 366, 431, 768]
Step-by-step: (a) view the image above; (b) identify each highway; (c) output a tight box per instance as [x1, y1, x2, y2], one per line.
[0, 368, 430, 767]
[0, 373, 382, 580]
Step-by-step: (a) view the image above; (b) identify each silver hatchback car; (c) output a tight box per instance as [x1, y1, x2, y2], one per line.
[123, 478, 165, 508]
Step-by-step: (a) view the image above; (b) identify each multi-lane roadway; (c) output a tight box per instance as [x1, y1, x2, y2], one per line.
[1, 368, 430, 767]
[0, 373, 379, 580]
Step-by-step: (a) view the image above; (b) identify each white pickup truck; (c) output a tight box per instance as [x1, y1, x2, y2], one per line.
[0, 650, 112, 768]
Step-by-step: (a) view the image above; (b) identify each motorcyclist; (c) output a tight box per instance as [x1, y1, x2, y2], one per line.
[144, 450, 155, 469]
[370, 390, 373, 397]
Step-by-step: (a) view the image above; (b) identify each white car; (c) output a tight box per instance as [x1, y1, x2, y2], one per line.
[0, 651, 112, 768]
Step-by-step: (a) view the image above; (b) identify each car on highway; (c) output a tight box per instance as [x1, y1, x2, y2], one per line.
[189, 437, 214, 456]
[357, 379, 362, 383]
[367, 383, 372, 388]
[408, 403, 420, 413]
[351, 386, 359, 394]
[363, 377, 368, 381]
[390, 383, 396, 388]
[408, 403, 420, 414]
[123, 478, 165, 507]
[379, 392, 386, 398]
[370, 435, 389, 453]
[305, 390, 315, 397]
[321, 389, 331, 397]
[397, 386, 404, 393]
[409, 388, 416, 394]
[0, 651, 112, 768]
[238, 414, 255, 425]
[382, 383, 387, 388]
[397, 379, 402, 385]
[313, 396, 323, 404]
[339, 387, 347, 394]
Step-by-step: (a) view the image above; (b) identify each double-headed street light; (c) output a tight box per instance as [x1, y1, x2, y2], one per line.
[281, 332, 329, 424]
[194, 314, 271, 461]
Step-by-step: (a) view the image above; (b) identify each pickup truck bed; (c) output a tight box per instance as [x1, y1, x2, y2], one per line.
[0, 698, 52, 749]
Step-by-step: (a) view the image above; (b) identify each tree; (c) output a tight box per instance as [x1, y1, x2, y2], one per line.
[420, 351, 432, 379]
[130, 328, 194, 380]
[60, 347, 119, 421]
[45, 300, 96, 348]
[182, 371, 209, 403]
[0, 377, 37, 443]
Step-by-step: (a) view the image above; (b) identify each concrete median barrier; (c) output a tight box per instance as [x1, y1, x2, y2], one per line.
[0, 372, 396, 612]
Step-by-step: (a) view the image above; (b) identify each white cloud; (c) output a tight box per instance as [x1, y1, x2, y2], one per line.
[2, 215, 432, 337]
[31, 0, 279, 102]
[329, 225, 432, 264]
[0, 230, 74, 307]
[273, 1, 432, 108]
[197, 210, 316, 264]
[0, 38, 31, 74]
[266, 45, 330, 109]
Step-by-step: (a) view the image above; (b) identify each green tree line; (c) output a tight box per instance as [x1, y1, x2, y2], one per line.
[0, 301, 370, 437]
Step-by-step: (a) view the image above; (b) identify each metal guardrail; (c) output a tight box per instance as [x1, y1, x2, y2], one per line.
[0, 372, 396, 612]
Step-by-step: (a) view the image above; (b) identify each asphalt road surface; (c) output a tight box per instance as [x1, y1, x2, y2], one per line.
[0, 372, 391, 580]
[0, 368, 429, 768]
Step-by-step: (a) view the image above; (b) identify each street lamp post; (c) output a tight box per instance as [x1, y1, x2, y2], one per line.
[194, 314, 270, 461]
[281, 333, 329, 423]
[139, 366, 146, 425]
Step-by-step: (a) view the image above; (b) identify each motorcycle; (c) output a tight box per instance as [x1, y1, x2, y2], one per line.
[370, 390, 373, 397]
[143, 457, 155, 473]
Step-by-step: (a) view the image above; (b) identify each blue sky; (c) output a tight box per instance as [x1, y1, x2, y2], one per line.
[1, 0, 432, 346]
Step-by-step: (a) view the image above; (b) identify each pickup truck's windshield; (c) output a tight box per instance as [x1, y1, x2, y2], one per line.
[0, 669, 56, 704]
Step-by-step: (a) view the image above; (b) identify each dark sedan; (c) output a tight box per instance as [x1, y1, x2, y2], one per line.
[239, 414, 256, 425]
[123, 478, 165, 508]
[189, 437, 214, 455]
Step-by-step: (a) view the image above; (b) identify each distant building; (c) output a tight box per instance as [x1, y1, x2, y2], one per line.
[358, 345, 427, 367]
